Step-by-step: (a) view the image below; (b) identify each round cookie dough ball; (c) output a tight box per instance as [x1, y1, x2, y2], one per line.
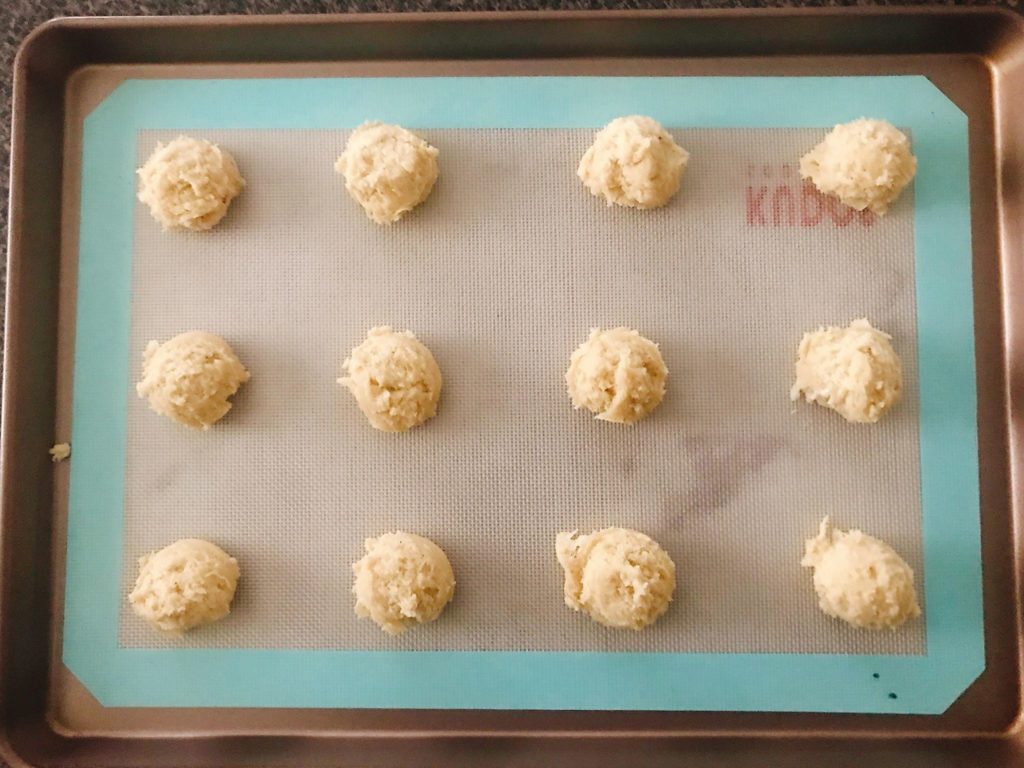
[802, 517, 920, 630]
[136, 136, 244, 231]
[136, 331, 250, 430]
[556, 527, 676, 630]
[128, 538, 240, 633]
[339, 326, 442, 432]
[577, 116, 689, 209]
[565, 327, 668, 424]
[799, 118, 917, 216]
[352, 531, 456, 635]
[790, 318, 901, 424]
[334, 122, 439, 224]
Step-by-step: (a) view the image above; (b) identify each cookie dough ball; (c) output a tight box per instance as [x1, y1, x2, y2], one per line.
[800, 119, 916, 216]
[137, 136, 244, 231]
[128, 538, 240, 633]
[566, 327, 668, 424]
[334, 122, 439, 224]
[556, 527, 676, 630]
[790, 318, 901, 424]
[136, 331, 250, 430]
[339, 326, 442, 432]
[49, 442, 70, 462]
[802, 517, 920, 630]
[577, 116, 689, 209]
[352, 531, 455, 634]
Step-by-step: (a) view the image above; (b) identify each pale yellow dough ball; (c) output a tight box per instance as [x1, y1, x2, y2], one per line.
[128, 538, 240, 633]
[339, 326, 442, 432]
[136, 331, 250, 430]
[577, 115, 689, 209]
[352, 531, 456, 635]
[137, 136, 244, 231]
[800, 118, 917, 216]
[790, 318, 902, 424]
[556, 527, 676, 630]
[566, 327, 667, 424]
[334, 122, 439, 224]
[802, 517, 921, 630]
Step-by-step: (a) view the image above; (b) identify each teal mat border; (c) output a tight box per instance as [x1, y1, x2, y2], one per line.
[64, 76, 982, 713]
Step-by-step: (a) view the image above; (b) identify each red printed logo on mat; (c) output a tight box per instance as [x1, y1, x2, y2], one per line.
[745, 164, 876, 228]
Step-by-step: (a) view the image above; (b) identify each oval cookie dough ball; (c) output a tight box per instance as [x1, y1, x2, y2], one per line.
[136, 331, 250, 430]
[556, 527, 676, 630]
[577, 116, 689, 209]
[802, 517, 920, 630]
[339, 326, 442, 432]
[352, 531, 455, 634]
[790, 318, 901, 424]
[334, 122, 439, 224]
[800, 119, 916, 216]
[566, 327, 667, 424]
[137, 136, 244, 231]
[128, 538, 240, 633]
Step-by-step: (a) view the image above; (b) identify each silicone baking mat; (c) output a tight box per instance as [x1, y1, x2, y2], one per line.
[120, 126, 924, 657]
[63, 76, 981, 713]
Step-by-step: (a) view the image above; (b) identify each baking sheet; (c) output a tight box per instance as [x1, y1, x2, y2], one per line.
[120, 127, 925, 656]
[7, 11, 1019, 763]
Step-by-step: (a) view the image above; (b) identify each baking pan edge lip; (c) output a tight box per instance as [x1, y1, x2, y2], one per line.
[13, 5, 1024, 33]
[3, 16, 71, 768]
[0, 740, 34, 768]
[12, 16, 76, 76]
[0, 726, 37, 768]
